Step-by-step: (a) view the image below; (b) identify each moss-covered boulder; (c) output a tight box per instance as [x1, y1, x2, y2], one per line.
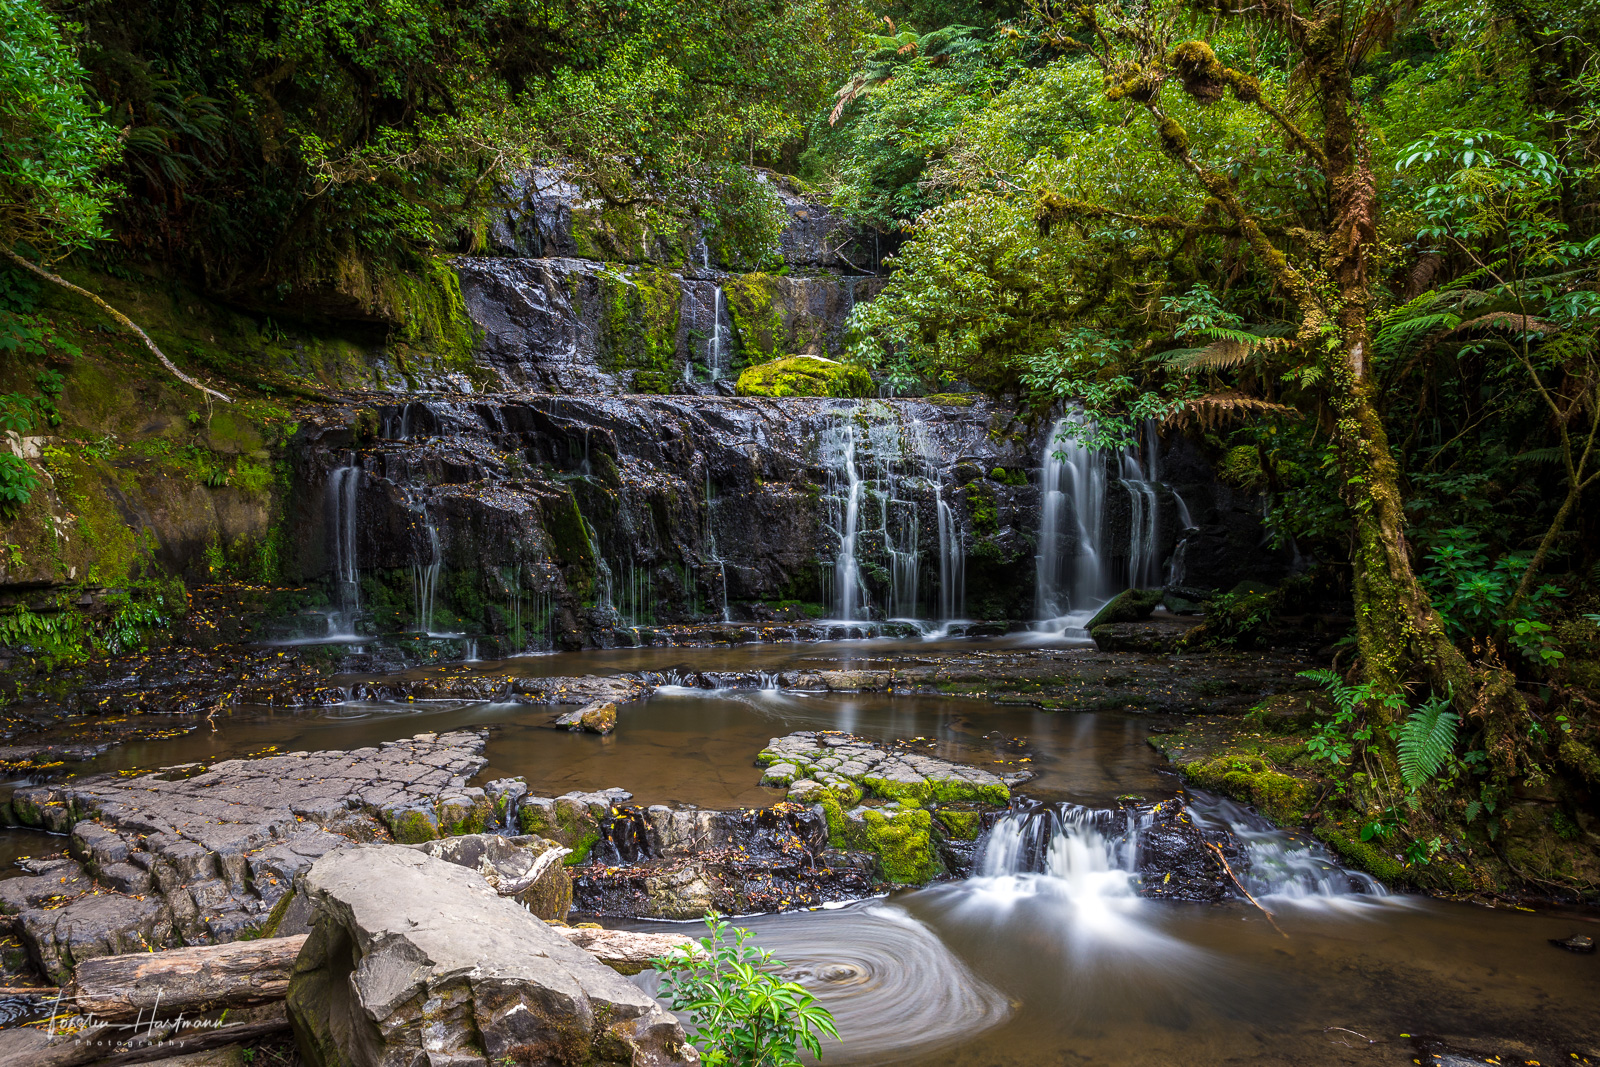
[735, 356, 872, 399]
[857, 806, 942, 884]
[1086, 587, 1163, 629]
[1180, 754, 1316, 826]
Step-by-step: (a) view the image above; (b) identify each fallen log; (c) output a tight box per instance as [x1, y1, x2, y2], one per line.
[67, 935, 309, 1019]
[553, 925, 700, 974]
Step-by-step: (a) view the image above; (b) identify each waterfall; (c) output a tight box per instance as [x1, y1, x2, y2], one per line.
[703, 473, 732, 623]
[819, 403, 929, 622]
[978, 797, 1386, 901]
[1035, 414, 1107, 621]
[412, 504, 443, 634]
[937, 498, 965, 622]
[1119, 450, 1161, 589]
[588, 524, 617, 623]
[709, 287, 726, 382]
[820, 413, 866, 621]
[325, 463, 361, 637]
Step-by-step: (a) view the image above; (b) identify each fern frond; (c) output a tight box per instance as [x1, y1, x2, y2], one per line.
[1511, 447, 1563, 464]
[1165, 392, 1300, 430]
[1397, 698, 1459, 790]
[1448, 312, 1555, 335]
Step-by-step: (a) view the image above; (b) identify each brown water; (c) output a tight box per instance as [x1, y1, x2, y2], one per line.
[44, 689, 1170, 809]
[3, 645, 1597, 1066]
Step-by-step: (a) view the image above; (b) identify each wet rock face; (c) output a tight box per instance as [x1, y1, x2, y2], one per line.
[403, 834, 573, 921]
[287, 845, 694, 1067]
[4, 732, 490, 964]
[573, 803, 876, 919]
[292, 394, 1036, 648]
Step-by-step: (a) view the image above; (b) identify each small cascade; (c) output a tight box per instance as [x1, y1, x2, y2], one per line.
[588, 524, 618, 623]
[1118, 450, 1161, 589]
[936, 499, 964, 622]
[1167, 491, 1197, 586]
[1035, 414, 1108, 622]
[325, 463, 362, 637]
[1187, 794, 1388, 900]
[709, 286, 726, 382]
[819, 403, 929, 622]
[412, 504, 443, 635]
[977, 796, 1385, 903]
[702, 473, 732, 623]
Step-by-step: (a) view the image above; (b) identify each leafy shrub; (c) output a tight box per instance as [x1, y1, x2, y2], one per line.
[652, 912, 839, 1067]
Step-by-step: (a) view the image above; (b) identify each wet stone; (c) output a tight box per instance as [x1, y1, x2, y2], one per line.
[3, 731, 492, 965]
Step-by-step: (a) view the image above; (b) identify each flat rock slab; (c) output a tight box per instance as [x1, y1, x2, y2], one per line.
[759, 731, 1010, 806]
[287, 845, 695, 1067]
[4, 731, 489, 980]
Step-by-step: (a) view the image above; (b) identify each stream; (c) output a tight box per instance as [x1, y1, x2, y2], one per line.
[3, 641, 1596, 1065]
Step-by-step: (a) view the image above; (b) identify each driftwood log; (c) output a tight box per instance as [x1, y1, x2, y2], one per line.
[66, 935, 308, 1019]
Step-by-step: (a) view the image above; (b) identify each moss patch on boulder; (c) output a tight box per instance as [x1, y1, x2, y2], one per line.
[735, 356, 871, 398]
[1180, 754, 1317, 826]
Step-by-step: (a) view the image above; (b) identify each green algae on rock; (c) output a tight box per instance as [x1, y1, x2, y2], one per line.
[735, 355, 872, 398]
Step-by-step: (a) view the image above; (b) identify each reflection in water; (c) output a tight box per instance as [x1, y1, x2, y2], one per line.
[38, 691, 1171, 810]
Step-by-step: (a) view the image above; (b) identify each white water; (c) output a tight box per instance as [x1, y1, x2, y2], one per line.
[325, 463, 362, 637]
[819, 403, 937, 623]
[703, 473, 732, 623]
[1035, 414, 1108, 627]
[709, 287, 725, 382]
[411, 504, 445, 635]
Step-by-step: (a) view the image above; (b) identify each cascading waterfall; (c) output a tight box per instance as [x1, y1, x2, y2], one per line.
[709, 287, 726, 381]
[1035, 414, 1108, 622]
[819, 403, 930, 622]
[703, 473, 732, 623]
[978, 796, 1385, 902]
[411, 504, 443, 635]
[325, 463, 362, 637]
[936, 498, 964, 622]
[1119, 450, 1161, 590]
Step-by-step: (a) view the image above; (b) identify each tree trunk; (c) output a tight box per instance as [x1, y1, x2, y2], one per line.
[66, 935, 307, 1020]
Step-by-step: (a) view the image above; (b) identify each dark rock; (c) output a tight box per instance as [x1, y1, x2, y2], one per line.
[18, 892, 172, 985]
[1090, 620, 1186, 653]
[1549, 934, 1596, 953]
[287, 845, 694, 1067]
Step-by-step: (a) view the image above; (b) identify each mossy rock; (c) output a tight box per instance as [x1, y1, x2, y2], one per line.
[1315, 820, 1411, 885]
[383, 805, 440, 844]
[860, 807, 942, 884]
[920, 393, 976, 407]
[437, 795, 495, 836]
[735, 356, 871, 399]
[1086, 587, 1163, 629]
[935, 808, 983, 841]
[1181, 755, 1316, 825]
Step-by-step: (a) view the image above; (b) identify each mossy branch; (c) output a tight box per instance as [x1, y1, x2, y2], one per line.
[2, 248, 233, 403]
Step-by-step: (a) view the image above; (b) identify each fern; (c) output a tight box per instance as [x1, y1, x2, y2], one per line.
[1397, 695, 1459, 790]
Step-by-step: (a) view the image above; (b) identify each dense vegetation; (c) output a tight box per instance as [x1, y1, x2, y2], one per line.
[821, 0, 1600, 889]
[3, 0, 1599, 893]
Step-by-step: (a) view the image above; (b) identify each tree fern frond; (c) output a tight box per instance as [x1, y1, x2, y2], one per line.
[1397, 697, 1458, 791]
[1165, 392, 1300, 430]
[1511, 447, 1563, 464]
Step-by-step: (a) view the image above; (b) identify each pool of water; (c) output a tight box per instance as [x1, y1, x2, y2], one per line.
[1, 646, 1595, 1065]
[26, 689, 1172, 810]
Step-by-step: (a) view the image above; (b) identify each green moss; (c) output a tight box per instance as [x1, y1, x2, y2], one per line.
[860, 808, 941, 884]
[564, 830, 600, 865]
[936, 808, 983, 840]
[723, 273, 784, 363]
[735, 356, 871, 398]
[921, 393, 976, 407]
[1181, 755, 1316, 825]
[1316, 821, 1409, 884]
[438, 795, 495, 836]
[385, 807, 439, 844]
[597, 267, 681, 387]
[1086, 587, 1162, 629]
